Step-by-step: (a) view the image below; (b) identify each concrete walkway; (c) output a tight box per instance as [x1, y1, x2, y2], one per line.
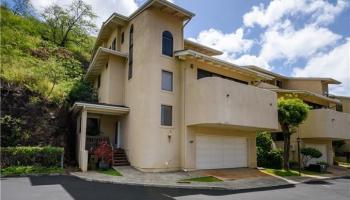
[71, 166, 290, 190]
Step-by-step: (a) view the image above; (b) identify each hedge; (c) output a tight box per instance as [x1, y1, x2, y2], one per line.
[1, 146, 64, 168]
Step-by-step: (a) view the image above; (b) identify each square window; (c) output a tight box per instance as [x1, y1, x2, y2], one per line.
[161, 70, 173, 91]
[161, 105, 172, 126]
[87, 118, 100, 136]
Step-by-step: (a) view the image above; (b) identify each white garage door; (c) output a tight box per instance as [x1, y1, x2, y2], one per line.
[196, 135, 248, 169]
[305, 144, 327, 165]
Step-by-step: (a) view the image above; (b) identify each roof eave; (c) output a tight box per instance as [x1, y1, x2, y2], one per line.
[271, 89, 341, 104]
[175, 50, 274, 80]
[184, 39, 223, 56]
[85, 47, 128, 80]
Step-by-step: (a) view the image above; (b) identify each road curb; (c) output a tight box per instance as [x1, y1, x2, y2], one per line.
[69, 172, 294, 191]
[297, 175, 350, 184]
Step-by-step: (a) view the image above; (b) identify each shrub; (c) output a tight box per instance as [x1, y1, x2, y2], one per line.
[256, 132, 272, 152]
[1, 146, 64, 167]
[93, 141, 112, 164]
[289, 160, 299, 169]
[256, 132, 283, 169]
[317, 161, 328, 166]
[1, 166, 63, 176]
[265, 149, 283, 169]
[301, 147, 322, 167]
[67, 80, 97, 105]
[0, 115, 24, 146]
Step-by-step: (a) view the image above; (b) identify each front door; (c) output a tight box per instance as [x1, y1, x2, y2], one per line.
[114, 121, 121, 148]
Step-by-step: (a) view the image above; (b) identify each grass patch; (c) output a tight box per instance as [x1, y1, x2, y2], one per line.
[338, 162, 350, 168]
[180, 176, 223, 183]
[261, 168, 329, 177]
[96, 168, 122, 176]
[262, 168, 300, 177]
[1, 166, 64, 176]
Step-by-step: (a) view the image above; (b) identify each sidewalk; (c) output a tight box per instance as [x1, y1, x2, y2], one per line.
[71, 166, 291, 190]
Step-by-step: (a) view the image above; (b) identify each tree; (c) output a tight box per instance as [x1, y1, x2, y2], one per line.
[42, 0, 96, 47]
[301, 147, 322, 167]
[278, 97, 309, 170]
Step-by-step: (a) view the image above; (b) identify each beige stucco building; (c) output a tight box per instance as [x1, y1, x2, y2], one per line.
[73, 0, 279, 172]
[73, 0, 349, 172]
[247, 66, 350, 166]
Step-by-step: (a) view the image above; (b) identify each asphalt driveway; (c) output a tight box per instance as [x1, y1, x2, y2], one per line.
[1, 175, 349, 200]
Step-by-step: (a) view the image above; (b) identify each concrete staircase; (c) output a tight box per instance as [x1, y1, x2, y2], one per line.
[113, 149, 130, 166]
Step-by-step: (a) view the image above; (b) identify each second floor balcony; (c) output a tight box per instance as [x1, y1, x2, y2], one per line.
[300, 109, 350, 140]
[185, 77, 278, 131]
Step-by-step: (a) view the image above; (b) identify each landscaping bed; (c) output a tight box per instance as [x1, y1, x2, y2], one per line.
[0, 146, 65, 177]
[96, 168, 122, 176]
[178, 176, 223, 183]
[1, 166, 64, 177]
[260, 168, 330, 177]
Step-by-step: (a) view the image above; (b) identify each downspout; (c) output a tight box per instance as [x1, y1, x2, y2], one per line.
[181, 18, 191, 171]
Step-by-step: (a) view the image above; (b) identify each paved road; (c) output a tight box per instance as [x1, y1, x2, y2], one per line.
[1, 175, 349, 200]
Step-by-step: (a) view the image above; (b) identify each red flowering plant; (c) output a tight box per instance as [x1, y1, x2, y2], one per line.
[93, 141, 112, 168]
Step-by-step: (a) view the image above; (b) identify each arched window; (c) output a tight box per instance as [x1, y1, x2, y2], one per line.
[162, 31, 173, 57]
[128, 25, 134, 80]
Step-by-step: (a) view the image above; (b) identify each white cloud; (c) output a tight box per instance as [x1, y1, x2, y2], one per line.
[293, 39, 350, 96]
[259, 25, 341, 63]
[188, 28, 254, 59]
[243, 0, 349, 28]
[243, 0, 304, 28]
[31, 0, 139, 28]
[233, 55, 271, 70]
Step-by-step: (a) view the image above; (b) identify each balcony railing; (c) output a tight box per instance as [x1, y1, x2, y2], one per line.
[185, 77, 278, 130]
[86, 136, 111, 152]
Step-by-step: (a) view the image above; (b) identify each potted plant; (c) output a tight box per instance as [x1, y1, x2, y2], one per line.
[93, 141, 112, 170]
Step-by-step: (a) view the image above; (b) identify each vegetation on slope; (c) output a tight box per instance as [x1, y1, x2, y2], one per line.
[1, 0, 98, 164]
[1, 5, 94, 103]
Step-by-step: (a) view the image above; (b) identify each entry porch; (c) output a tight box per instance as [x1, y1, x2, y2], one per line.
[72, 102, 130, 171]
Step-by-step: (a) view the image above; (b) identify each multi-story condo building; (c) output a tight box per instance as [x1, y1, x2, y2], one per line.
[72, 0, 279, 172]
[247, 66, 350, 166]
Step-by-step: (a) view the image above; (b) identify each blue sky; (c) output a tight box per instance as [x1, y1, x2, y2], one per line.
[24, 0, 350, 95]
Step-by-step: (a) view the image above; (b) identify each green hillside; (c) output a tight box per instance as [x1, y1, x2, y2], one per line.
[1, 5, 96, 161]
[1, 6, 94, 103]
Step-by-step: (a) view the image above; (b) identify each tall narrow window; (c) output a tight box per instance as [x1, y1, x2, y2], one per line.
[162, 31, 173, 57]
[111, 38, 116, 50]
[97, 75, 101, 88]
[161, 70, 173, 91]
[161, 105, 172, 126]
[121, 32, 124, 44]
[128, 25, 134, 80]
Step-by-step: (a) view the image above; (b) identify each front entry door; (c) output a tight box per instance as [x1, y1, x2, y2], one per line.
[114, 121, 121, 148]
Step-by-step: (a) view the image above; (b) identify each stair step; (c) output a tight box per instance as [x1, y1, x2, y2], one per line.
[113, 162, 129, 165]
[112, 149, 130, 166]
[114, 163, 130, 166]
